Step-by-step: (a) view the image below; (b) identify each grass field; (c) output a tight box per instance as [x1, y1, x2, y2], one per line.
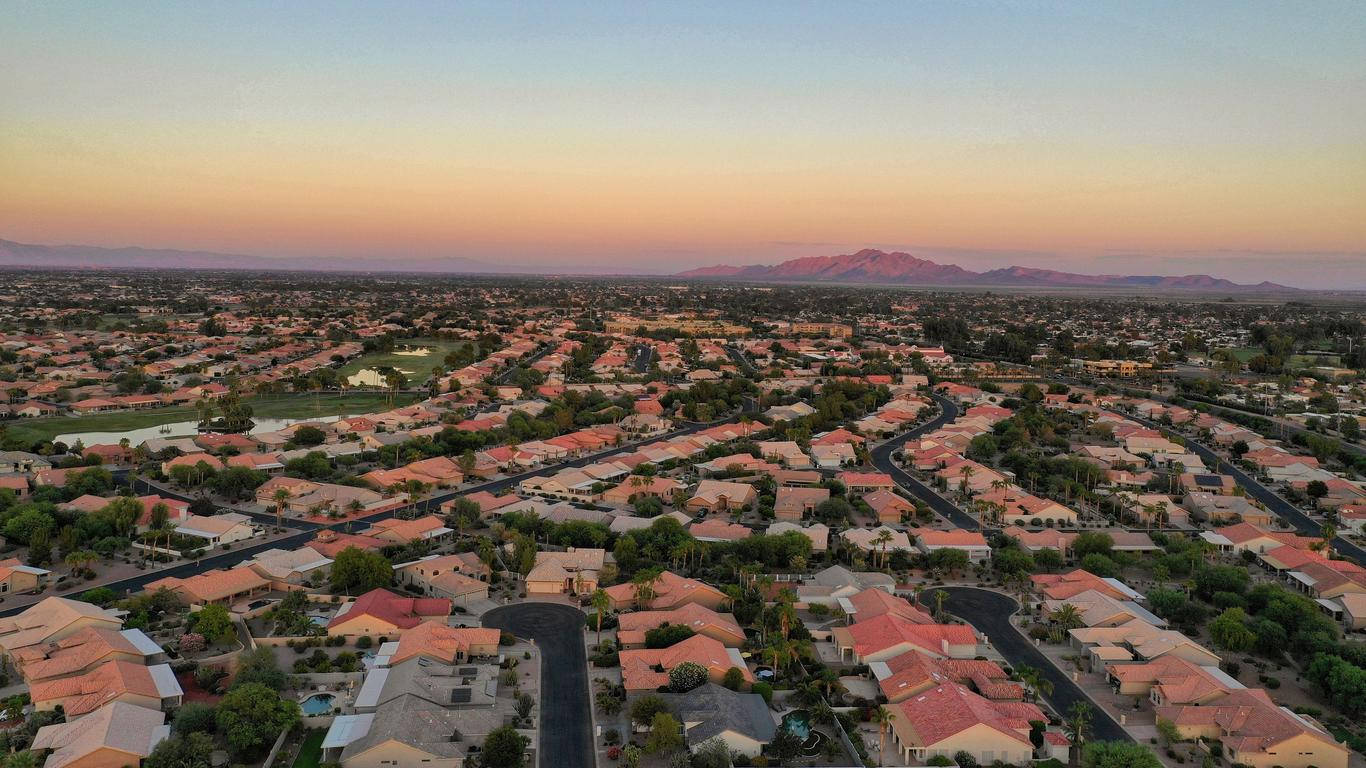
[336, 337, 472, 378]
[1216, 347, 1261, 363]
[3, 392, 421, 445]
[290, 729, 325, 768]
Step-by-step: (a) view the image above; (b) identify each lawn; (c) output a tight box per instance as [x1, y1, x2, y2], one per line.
[336, 337, 472, 379]
[290, 729, 325, 768]
[3, 391, 421, 445]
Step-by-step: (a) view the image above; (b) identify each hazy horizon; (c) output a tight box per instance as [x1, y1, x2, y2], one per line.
[3, 1, 1364, 286]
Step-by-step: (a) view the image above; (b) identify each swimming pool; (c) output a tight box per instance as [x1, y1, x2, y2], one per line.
[782, 709, 811, 740]
[300, 693, 336, 715]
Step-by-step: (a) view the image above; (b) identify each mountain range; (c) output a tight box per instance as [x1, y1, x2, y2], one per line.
[676, 249, 1298, 292]
[0, 238, 507, 274]
[0, 237, 1300, 292]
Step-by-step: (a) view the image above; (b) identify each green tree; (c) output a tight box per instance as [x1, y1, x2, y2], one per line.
[629, 694, 671, 728]
[231, 647, 287, 691]
[172, 701, 218, 735]
[1083, 741, 1163, 768]
[1209, 608, 1255, 652]
[645, 712, 684, 754]
[329, 546, 393, 593]
[190, 603, 236, 645]
[215, 682, 301, 759]
[145, 732, 215, 768]
[481, 725, 530, 768]
[668, 661, 708, 692]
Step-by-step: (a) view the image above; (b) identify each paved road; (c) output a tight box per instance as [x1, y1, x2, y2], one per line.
[492, 343, 553, 386]
[725, 345, 758, 376]
[1121, 412, 1366, 563]
[868, 392, 982, 530]
[483, 603, 592, 768]
[630, 344, 653, 374]
[926, 587, 1131, 742]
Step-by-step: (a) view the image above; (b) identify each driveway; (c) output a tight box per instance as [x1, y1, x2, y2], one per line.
[869, 392, 982, 530]
[926, 587, 1132, 743]
[484, 602, 593, 768]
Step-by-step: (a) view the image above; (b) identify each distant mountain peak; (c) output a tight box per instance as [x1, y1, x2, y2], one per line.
[676, 249, 1299, 292]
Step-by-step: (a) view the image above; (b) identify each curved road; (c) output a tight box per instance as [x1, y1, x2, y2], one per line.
[483, 603, 592, 768]
[869, 392, 981, 530]
[927, 587, 1131, 743]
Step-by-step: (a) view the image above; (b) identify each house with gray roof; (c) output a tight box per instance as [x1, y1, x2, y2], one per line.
[662, 683, 777, 758]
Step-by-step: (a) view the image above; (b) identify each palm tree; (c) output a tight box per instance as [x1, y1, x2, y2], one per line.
[65, 550, 98, 578]
[590, 588, 611, 643]
[631, 569, 661, 608]
[1063, 701, 1092, 768]
[932, 589, 949, 621]
[1050, 603, 1084, 632]
[873, 529, 893, 570]
[872, 705, 896, 766]
[957, 465, 975, 499]
[272, 487, 290, 529]
[1016, 665, 1054, 702]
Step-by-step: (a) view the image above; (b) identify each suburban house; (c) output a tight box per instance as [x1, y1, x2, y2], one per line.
[1070, 619, 1221, 667]
[363, 515, 454, 545]
[246, 547, 334, 585]
[916, 529, 992, 563]
[863, 489, 915, 524]
[831, 615, 978, 663]
[525, 548, 607, 596]
[13, 625, 165, 684]
[661, 684, 776, 759]
[688, 518, 753, 542]
[766, 521, 829, 552]
[838, 587, 934, 626]
[685, 479, 758, 513]
[1105, 656, 1240, 705]
[393, 554, 491, 604]
[327, 588, 452, 638]
[1031, 570, 1144, 603]
[886, 683, 1045, 766]
[1156, 689, 1348, 768]
[872, 649, 1020, 703]
[30, 659, 183, 717]
[603, 570, 729, 611]
[838, 471, 896, 495]
[772, 486, 829, 522]
[619, 634, 751, 692]
[0, 557, 51, 595]
[145, 566, 271, 607]
[615, 603, 746, 648]
[1184, 492, 1273, 527]
[841, 526, 913, 555]
[0, 597, 124, 655]
[174, 512, 257, 546]
[384, 621, 501, 665]
[1199, 522, 1319, 555]
[31, 701, 169, 768]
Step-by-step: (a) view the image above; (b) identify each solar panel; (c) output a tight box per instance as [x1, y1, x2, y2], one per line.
[450, 688, 472, 704]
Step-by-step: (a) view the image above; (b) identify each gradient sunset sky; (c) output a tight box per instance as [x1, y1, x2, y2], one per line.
[3, 1, 1364, 286]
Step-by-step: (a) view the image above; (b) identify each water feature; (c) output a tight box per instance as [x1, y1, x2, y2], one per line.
[782, 709, 812, 740]
[300, 693, 336, 715]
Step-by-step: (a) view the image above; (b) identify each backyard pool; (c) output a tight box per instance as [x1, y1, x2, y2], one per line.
[300, 693, 336, 716]
[782, 709, 811, 740]
[781, 709, 830, 757]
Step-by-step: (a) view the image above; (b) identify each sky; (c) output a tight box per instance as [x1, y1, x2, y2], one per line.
[2, 1, 1365, 286]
